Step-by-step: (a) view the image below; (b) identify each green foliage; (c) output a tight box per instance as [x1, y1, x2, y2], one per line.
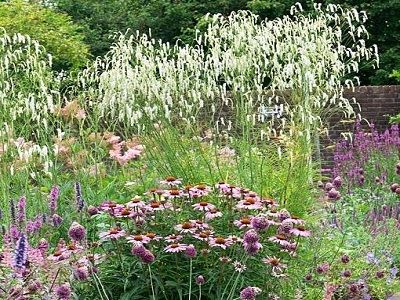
[326, 0, 400, 85]
[0, 0, 89, 70]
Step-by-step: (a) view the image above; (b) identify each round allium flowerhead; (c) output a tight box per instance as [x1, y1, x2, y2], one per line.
[243, 242, 262, 256]
[376, 270, 385, 278]
[304, 273, 312, 281]
[395, 187, 400, 195]
[243, 229, 259, 244]
[348, 283, 358, 294]
[55, 283, 71, 300]
[250, 216, 269, 231]
[325, 182, 334, 191]
[185, 244, 197, 258]
[341, 254, 350, 264]
[74, 267, 90, 281]
[196, 275, 205, 285]
[131, 244, 147, 256]
[52, 214, 63, 227]
[333, 176, 342, 188]
[87, 205, 99, 216]
[327, 188, 340, 200]
[68, 222, 86, 242]
[140, 249, 155, 264]
[240, 286, 262, 300]
[342, 270, 352, 277]
[390, 183, 399, 193]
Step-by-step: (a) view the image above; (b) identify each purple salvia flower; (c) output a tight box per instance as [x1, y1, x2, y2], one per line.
[14, 233, 28, 269]
[17, 196, 26, 228]
[10, 224, 20, 241]
[75, 182, 85, 212]
[49, 185, 60, 215]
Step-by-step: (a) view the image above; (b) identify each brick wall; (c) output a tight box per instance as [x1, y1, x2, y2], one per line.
[321, 85, 400, 167]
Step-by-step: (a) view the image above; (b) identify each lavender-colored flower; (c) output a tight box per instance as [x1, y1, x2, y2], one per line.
[333, 176, 342, 188]
[49, 186, 60, 215]
[55, 283, 71, 299]
[327, 188, 340, 200]
[240, 286, 262, 300]
[10, 224, 20, 241]
[243, 229, 259, 244]
[52, 214, 63, 227]
[75, 182, 85, 212]
[366, 252, 378, 264]
[131, 244, 147, 256]
[250, 216, 269, 231]
[74, 267, 90, 281]
[325, 182, 334, 191]
[140, 250, 155, 263]
[68, 222, 86, 242]
[196, 275, 205, 285]
[14, 233, 28, 269]
[17, 196, 26, 227]
[185, 244, 197, 258]
[243, 241, 262, 256]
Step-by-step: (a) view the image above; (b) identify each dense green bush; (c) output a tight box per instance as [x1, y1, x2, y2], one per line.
[0, 0, 90, 70]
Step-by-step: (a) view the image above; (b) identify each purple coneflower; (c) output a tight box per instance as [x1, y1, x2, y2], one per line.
[126, 234, 151, 245]
[192, 201, 216, 212]
[268, 235, 292, 247]
[174, 221, 196, 234]
[99, 227, 126, 241]
[164, 234, 183, 243]
[164, 243, 188, 253]
[262, 256, 287, 276]
[290, 226, 311, 237]
[208, 236, 234, 249]
[205, 208, 222, 220]
[160, 176, 182, 186]
[234, 217, 253, 229]
[233, 260, 247, 273]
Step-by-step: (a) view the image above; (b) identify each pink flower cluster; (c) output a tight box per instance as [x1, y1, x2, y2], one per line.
[107, 135, 144, 165]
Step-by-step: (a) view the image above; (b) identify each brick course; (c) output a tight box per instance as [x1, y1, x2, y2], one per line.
[321, 85, 400, 167]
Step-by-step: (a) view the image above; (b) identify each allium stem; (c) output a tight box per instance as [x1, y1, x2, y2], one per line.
[188, 258, 193, 300]
[199, 285, 202, 300]
[148, 264, 156, 300]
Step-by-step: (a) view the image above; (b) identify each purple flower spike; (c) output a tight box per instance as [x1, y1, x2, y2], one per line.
[49, 185, 60, 215]
[17, 196, 26, 227]
[14, 233, 28, 269]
